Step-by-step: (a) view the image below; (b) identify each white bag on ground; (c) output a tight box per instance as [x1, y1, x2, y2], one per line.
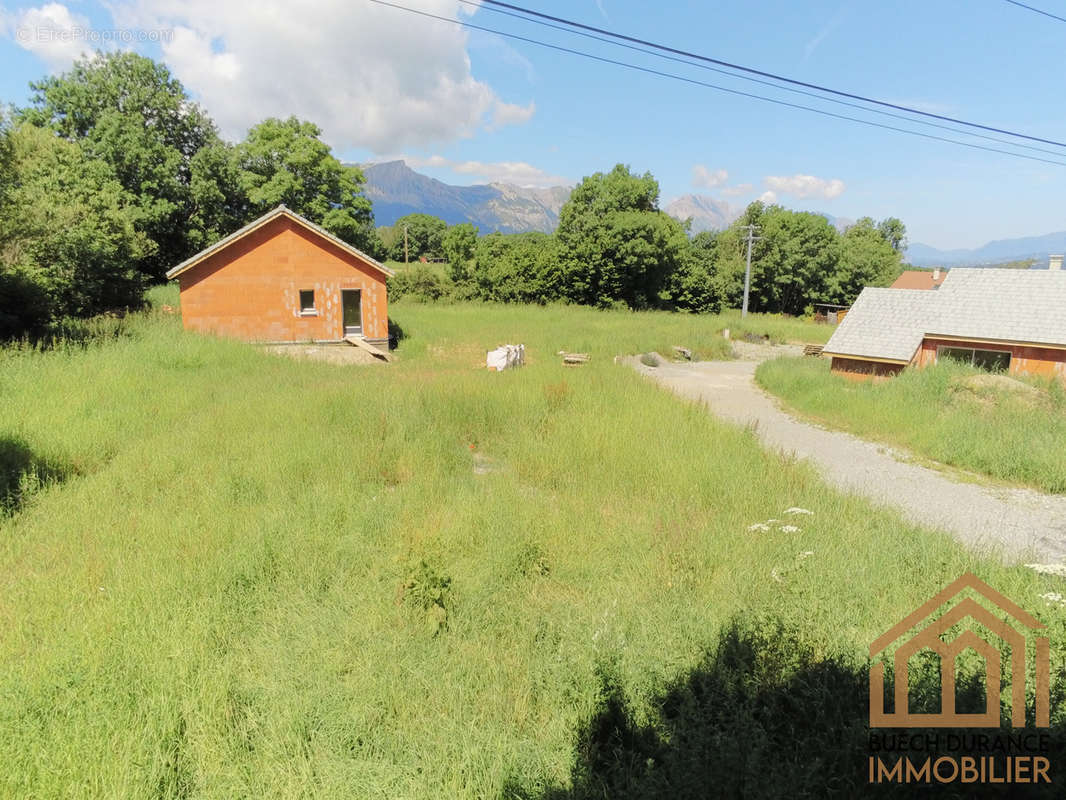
[486, 344, 525, 371]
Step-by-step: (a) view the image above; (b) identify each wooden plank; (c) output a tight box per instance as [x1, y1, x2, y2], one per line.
[344, 335, 393, 362]
[559, 351, 591, 365]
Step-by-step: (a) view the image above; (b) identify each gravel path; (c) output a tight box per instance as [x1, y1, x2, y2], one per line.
[629, 350, 1066, 563]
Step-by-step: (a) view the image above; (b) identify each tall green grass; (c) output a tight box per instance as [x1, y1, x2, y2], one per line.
[0, 299, 1062, 797]
[756, 356, 1066, 493]
[380, 279, 836, 348]
[387, 299, 830, 365]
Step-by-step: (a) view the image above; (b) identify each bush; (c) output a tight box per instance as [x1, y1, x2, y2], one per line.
[472, 231, 563, 303]
[0, 269, 52, 340]
[387, 266, 451, 302]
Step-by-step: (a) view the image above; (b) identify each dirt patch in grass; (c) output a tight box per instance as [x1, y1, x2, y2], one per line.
[728, 340, 805, 361]
[950, 373, 1048, 408]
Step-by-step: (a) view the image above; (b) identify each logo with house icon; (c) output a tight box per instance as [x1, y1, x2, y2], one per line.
[870, 573, 1050, 728]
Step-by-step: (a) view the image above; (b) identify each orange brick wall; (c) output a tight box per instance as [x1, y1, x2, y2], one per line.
[829, 357, 904, 382]
[178, 216, 388, 342]
[916, 338, 1066, 380]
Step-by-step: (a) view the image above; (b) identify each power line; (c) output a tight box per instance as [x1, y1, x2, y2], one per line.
[367, 0, 1066, 168]
[460, 0, 1066, 160]
[478, 0, 1066, 149]
[1002, 0, 1066, 24]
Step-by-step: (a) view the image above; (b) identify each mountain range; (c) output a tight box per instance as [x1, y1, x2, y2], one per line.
[361, 161, 854, 236]
[904, 233, 1066, 267]
[360, 161, 1063, 267]
[662, 194, 737, 233]
[360, 160, 569, 234]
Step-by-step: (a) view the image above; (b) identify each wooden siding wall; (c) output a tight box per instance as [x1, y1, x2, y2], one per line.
[829, 357, 905, 382]
[177, 217, 388, 343]
[916, 338, 1066, 379]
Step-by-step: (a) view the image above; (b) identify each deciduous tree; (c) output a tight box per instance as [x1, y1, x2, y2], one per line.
[443, 222, 478, 282]
[233, 116, 375, 253]
[473, 232, 562, 303]
[828, 217, 904, 302]
[386, 213, 448, 262]
[877, 217, 907, 253]
[556, 164, 687, 309]
[0, 124, 149, 336]
[20, 51, 223, 279]
[663, 230, 722, 313]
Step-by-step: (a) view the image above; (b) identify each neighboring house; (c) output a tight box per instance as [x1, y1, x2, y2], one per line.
[823, 266, 1066, 381]
[165, 206, 393, 347]
[890, 268, 946, 290]
[812, 302, 851, 325]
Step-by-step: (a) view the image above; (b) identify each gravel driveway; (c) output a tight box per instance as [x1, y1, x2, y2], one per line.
[629, 350, 1066, 563]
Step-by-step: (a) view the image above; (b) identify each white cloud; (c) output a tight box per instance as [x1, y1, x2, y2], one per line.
[763, 174, 845, 199]
[489, 99, 535, 129]
[757, 190, 777, 204]
[102, 0, 534, 152]
[721, 183, 754, 197]
[166, 25, 241, 81]
[691, 164, 728, 189]
[396, 155, 570, 187]
[4, 3, 94, 70]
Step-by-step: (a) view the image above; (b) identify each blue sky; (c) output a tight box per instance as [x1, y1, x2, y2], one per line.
[1, 0, 1064, 249]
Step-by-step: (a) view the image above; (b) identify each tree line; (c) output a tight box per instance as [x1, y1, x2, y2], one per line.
[0, 50, 908, 339]
[392, 163, 907, 316]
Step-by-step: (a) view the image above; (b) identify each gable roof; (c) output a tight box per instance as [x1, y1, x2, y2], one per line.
[926, 268, 1066, 346]
[165, 205, 393, 280]
[823, 268, 1066, 362]
[822, 287, 940, 363]
[890, 270, 946, 290]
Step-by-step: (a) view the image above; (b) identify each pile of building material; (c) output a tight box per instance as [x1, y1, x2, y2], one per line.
[558, 351, 591, 365]
[487, 344, 525, 371]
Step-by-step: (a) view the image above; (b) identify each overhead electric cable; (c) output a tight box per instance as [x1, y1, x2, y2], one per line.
[1002, 0, 1066, 24]
[367, 0, 1066, 168]
[477, 0, 1066, 149]
[458, 0, 1066, 159]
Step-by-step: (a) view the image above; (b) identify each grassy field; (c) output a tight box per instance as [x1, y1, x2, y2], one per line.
[1, 294, 1063, 798]
[381, 266, 837, 349]
[756, 356, 1066, 494]
[387, 299, 833, 358]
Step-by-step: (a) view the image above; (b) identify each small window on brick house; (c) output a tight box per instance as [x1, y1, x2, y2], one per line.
[299, 290, 316, 314]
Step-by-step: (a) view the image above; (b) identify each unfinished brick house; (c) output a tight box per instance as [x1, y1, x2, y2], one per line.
[166, 206, 393, 347]
[822, 266, 1066, 381]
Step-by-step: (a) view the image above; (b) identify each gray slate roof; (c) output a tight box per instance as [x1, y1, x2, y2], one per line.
[823, 288, 940, 362]
[926, 269, 1066, 344]
[823, 268, 1066, 362]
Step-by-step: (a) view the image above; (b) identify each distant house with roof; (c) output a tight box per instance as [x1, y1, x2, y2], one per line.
[822, 265, 1066, 381]
[890, 268, 947, 290]
[166, 205, 393, 347]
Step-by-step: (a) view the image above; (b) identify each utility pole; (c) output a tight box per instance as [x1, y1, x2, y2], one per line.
[403, 224, 409, 265]
[741, 224, 760, 318]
